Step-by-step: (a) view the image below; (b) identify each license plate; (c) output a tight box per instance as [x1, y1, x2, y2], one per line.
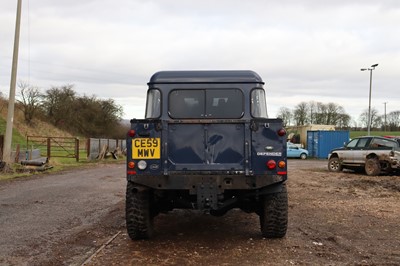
[132, 138, 161, 159]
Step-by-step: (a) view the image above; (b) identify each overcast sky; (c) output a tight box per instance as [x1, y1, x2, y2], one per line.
[1, 0, 399, 123]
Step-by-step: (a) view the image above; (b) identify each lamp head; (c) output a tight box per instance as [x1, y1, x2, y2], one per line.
[371, 64, 378, 68]
[361, 68, 367, 71]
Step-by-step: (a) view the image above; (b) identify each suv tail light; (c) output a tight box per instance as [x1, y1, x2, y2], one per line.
[266, 160, 276, 170]
[128, 161, 135, 169]
[278, 161, 286, 168]
[277, 128, 286, 137]
[128, 129, 136, 137]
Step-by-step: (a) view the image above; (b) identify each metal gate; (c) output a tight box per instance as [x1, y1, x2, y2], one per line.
[27, 136, 80, 161]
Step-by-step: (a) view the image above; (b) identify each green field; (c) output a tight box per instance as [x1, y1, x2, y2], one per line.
[350, 131, 400, 139]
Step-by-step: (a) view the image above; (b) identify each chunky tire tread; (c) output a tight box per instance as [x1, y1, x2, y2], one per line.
[365, 158, 381, 176]
[260, 184, 288, 238]
[126, 182, 153, 240]
[328, 157, 342, 172]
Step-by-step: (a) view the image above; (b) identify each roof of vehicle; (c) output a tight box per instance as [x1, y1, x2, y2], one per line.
[148, 70, 264, 85]
[357, 136, 397, 141]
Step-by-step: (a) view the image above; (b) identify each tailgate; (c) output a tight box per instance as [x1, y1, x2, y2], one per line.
[167, 123, 246, 171]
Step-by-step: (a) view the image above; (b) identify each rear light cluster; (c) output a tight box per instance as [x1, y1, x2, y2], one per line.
[127, 160, 136, 175]
[269, 128, 286, 175]
[266, 159, 286, 173]
[127, 159, 148, 175]
[127, 130, 149, 175]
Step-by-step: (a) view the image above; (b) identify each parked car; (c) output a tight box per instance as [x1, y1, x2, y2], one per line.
[328, 136, 400, 176]
[287, 142, 308, 159]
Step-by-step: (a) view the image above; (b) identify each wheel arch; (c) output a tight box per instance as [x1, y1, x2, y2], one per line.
[329, 152, 339, 159]
[366, 153, 379, 160]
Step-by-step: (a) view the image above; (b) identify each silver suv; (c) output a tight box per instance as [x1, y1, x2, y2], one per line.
[328, 136, 400, 176]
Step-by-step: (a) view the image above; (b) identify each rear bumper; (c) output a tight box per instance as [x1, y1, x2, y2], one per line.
[128, 173, 286, 194]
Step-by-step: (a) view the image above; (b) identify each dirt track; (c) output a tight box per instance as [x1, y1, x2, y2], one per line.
[88, 160, 400, 265]
[1, 160, 399, 265]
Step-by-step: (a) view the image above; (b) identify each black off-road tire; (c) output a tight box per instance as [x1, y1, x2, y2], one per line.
[126, 182, 154, 240]
[328, 157, 342, 172]
[365, 158, 381, 176]
[259, 184, 288, 238]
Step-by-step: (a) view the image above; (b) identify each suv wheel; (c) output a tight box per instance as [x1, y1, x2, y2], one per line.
[259, 184, 288, 238]
[328, 157, 342, 172]
[365, 158, 381, 176]
[126, 182, 154, 240]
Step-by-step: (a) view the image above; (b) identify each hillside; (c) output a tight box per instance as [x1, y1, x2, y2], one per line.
[0, 98, 73, 150]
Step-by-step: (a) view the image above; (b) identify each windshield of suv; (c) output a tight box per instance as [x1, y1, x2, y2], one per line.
[169, 89, 243, 119]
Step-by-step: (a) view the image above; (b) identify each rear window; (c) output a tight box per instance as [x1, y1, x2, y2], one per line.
[169, 89, 243, 119]
[370, 138, 397, 148]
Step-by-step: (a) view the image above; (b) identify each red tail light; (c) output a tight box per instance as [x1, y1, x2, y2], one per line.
[128, 161, 135, 169]
[266, 160, 276, 170]
[128, 129, 136, 137]
[277, 128, 286, 137]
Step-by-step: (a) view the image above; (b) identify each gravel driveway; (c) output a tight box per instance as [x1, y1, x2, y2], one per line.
[0, 163, 125, 266]
[1, 160, 399, 265]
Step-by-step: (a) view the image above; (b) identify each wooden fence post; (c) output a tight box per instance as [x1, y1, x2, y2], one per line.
[86, 138, 90, 160]
[47, 138, 51, 159]
[0, 135, 4, 161]
[75, 138, 79, 162]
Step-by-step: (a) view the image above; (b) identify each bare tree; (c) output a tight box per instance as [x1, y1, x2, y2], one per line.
[42, 85, 76, 127]
[308, 101, 317, 124]
[293, 102, 309, 126]
[17, 82, 42, 125]
[279, 101, 351, 127]
[276, 107, 292, 127]
[0, 91, 6, 113]
[359, 107, 380, 130]
[336, 113, 351, 129]
[387, 111, 400, 131]
[314, 102, 327, 124]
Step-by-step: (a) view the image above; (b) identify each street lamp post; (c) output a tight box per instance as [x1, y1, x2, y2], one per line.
[383, 102, 388, 132]
[361, 63, 378, 136]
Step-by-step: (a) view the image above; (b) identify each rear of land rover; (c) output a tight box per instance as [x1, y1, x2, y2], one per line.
[126, 71, 288, 239]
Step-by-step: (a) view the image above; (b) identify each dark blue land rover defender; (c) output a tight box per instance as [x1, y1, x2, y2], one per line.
[126, 70, 288, 239]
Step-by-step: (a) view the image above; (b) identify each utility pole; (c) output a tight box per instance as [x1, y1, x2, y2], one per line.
[361, 64, 378, 136]
[383, 102, 387, 132]
[3, 0, 22, 164]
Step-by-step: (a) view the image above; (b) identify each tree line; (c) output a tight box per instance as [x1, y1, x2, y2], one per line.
[276, 101, 400, 131]
[16, 82, 128, 138]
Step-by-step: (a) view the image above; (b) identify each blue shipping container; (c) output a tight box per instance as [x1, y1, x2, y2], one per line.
[307, 131, 350, 159]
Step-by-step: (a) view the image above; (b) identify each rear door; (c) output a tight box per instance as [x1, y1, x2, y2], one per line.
[167, 123, 245, 171]
[352, 137, 371, 164]
[167, 88, 246, 172]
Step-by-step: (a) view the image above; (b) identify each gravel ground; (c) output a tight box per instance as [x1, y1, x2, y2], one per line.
[1, 160, 399, 265]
